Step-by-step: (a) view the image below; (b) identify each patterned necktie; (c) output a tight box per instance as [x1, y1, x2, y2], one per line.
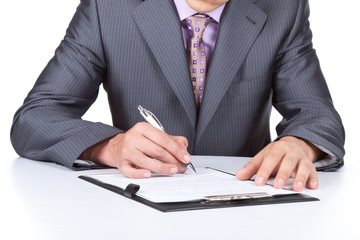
[185, 14, 211, 108]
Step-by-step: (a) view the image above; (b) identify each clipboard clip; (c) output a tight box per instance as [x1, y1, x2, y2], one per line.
[202, 192, 271, 203]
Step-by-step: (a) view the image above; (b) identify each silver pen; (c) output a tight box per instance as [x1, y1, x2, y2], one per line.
[138, 105, 197, 174]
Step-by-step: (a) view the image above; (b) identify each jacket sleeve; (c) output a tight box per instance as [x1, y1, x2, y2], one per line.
[272, 0, 345, 171]
[10, 0, 122, 169]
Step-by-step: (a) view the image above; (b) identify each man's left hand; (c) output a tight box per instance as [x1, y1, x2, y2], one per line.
[236, 136, 323, 192]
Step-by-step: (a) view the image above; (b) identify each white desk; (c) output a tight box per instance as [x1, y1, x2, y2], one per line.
[1, 156, 359, 240]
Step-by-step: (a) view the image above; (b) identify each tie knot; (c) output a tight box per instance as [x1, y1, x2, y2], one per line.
[185, 14, 211, 39]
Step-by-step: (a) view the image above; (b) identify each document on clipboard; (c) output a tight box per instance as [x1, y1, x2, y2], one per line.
[79, 167, 318, 212]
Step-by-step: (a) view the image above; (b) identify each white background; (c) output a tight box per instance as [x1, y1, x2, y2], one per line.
[0, 0, 359, 238]
[1, 0, 359, 159]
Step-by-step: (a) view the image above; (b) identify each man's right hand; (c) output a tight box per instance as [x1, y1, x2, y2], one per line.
[79, 122, 191, 178]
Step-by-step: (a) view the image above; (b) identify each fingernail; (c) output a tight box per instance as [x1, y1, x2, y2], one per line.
[170, 167, 178, 174]
[143, 172, 151, 178]
[296, 181, 304, 190]
[180, 166, 187, 173]
[311, 180, 318, 188]
[277, 178, 285, 188]
[256, 176, 265, 185]
[184, 155, 191, 163]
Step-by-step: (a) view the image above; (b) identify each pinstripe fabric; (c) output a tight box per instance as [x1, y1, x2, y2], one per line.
[11, 0, 345, 171]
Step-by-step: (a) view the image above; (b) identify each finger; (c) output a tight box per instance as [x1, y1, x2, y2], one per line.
[118, 146, 180, 176]
[135, 137, 185, 171]
[236, 149, 264, 181]
[118, 160, 152, 179]
[172, 136, 189, 149]
[255, 146, 285, 186]
[130, 153, 180, 175]
[293, 161, 312, 192]
[273, 153, 300, 189]
[142, 125, 191, 164]
[307, 166, 319, 190]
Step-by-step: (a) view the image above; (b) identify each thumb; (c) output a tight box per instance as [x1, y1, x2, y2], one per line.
[236, 150, 264, 180]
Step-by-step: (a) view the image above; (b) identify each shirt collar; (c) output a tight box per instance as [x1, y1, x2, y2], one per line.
[173, 0, 226, 23]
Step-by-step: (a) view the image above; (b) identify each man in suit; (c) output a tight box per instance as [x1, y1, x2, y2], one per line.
[11, 0, 345, 192]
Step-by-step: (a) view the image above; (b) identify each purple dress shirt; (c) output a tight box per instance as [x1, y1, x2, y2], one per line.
[173, 0, 226, 67]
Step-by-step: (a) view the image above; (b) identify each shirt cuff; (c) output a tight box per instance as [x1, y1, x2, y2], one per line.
[73, 159, 112, 170]
[313, 143, 342, 171]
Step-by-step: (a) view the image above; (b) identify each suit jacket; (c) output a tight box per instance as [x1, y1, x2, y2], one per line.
[11, 0, 345, 170]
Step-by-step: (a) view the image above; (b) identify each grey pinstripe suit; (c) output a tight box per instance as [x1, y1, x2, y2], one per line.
[11, 0, 345, 170]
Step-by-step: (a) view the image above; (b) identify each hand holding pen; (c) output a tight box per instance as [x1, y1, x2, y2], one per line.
[79, 108, 192, 178]
[138, 105, 197, 174]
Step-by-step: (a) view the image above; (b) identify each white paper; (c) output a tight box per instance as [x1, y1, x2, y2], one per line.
[84, 168, 295, 203]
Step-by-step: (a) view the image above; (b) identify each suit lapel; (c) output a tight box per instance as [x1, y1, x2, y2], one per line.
[196, 0, 268, 143]
[132, 0, 197, 128]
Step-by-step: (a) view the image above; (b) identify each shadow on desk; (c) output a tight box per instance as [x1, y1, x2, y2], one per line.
[9, 156, 359, 240]
[10, 157, 133, 238]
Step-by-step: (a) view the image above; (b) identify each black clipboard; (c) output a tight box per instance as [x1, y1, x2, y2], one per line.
[79, 175, 319, 212]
